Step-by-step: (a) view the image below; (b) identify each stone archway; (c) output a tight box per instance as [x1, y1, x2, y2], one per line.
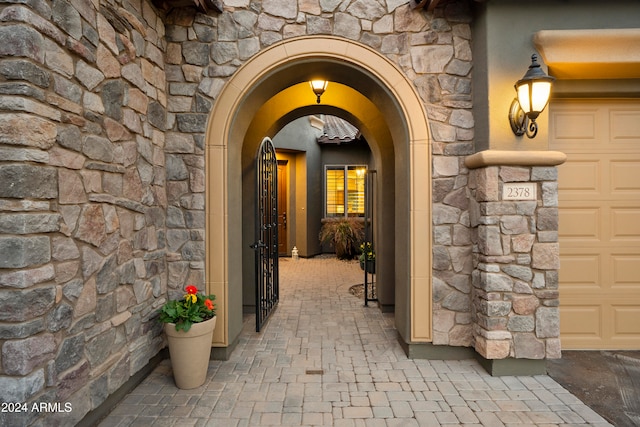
[205, 36, 431, 355]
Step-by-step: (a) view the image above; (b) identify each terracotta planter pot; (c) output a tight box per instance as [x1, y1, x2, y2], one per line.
[164, 316, 216, 389]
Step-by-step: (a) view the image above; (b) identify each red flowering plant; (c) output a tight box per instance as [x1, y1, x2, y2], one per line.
[159, 285, 216, 332]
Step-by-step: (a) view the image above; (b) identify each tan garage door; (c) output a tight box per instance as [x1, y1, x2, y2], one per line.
[550, 99, 640, 349]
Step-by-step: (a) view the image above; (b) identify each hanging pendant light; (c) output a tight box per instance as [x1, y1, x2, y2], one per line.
[309, 80, 328, 104]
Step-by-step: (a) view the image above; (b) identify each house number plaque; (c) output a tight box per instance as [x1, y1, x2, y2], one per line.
[502, 182, 537, 201]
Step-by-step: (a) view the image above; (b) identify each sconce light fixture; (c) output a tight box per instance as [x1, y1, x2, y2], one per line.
[509, 54, 555, 138]
[309, 80, 328, 104]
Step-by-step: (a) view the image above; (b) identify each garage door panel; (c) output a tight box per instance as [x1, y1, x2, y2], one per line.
[611, 254, 640, 288]
[551, 110, 598, 143]
[551, 99, 640, 350]
[558, 206, 601, 240]
[560, 304, 602, 338]
[610, 207, 640, 240]
[613, 305, 640, 336]
[610, 109, 640, 143]
[610, 159, 640, 195]
[558, 159, 602, 195]
[559, 253, 601, 289]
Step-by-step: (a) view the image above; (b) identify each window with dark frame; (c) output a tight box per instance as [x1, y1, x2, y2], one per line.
[325, 165, 367, 217]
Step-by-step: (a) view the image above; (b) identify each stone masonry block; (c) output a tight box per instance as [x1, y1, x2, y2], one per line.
[0, 164, 57, 199]
[532, 243, 560, 270]
[474, 167, 499, 202]
[0, 113, 57, 148]
[476, 312, 508, 331]
[475, 336, 510, 359]
[546, 338, 562, 359]
[57, 360, 89, 401]
[2, 333, 56, 375]
[182, 41, 210, 66]
[531, 166, 557, 181]
[477, 225, 502, 256]
[537, 230, 558, 243]
[536, 307, 559, 338]
[481, 272, 513, 292]
[0, 318, 45, 340]
[0, 25, 44, 63]
[536, 208, 558, 231]
[433, 156, 459, 177]
[499, 166, 530, 182]
[0, 287, 56, 322]
[0, 265, 55, 290]
[511, 234, 535, 253]
[475, 324, 512, 340]
[0, 59, 50, 88]
[515, 201, 537, 216]
[481, 300, 511, 317]
[52, 0, 83, 39]
[0, 369, 44, 402]
[510, 295, 539, 315]
[508, 315, 535, 332]
[502, 265, 533, 281]
[500, 215, 529, 235]
[432, 204, 461, 225]
[0, 213, 60, 234]
[482, 202, 516, 216]
[541, 181, 558, 207]
[513, 333, 545, 359]
[0, 236, 51, 269]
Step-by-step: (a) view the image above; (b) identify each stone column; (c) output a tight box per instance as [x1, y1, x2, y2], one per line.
[466, 151, 566, 375]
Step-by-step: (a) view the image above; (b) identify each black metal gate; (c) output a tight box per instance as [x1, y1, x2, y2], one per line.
[251, 137, 279, 332]
[364, 170, 377, 306]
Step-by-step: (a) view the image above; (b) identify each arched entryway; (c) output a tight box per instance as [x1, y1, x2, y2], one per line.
[205, 36, 432, 356]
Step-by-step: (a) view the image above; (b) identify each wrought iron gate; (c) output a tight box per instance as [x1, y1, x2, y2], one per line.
[364, 170, 377, 306]
[251, 137, 279, 332]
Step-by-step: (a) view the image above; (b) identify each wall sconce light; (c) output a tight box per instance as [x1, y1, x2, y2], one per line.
[509, 54, 555, 138]
[309, 80, 328, 104]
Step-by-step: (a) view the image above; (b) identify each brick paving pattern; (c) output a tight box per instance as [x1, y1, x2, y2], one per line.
[99, 257, 611, 426]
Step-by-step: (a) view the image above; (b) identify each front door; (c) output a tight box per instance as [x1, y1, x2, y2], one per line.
[252, 137, 279, 332]
[277, 161, 288, 256]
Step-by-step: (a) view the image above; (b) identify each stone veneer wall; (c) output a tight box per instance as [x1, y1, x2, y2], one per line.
[163, 0, 476, 346]
[0, 0, 170, 425]
[0, 0, 477, 424]
[469, 165, 561, 361]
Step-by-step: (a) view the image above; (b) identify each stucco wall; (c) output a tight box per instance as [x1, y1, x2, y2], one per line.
[472, 0, 640, 152]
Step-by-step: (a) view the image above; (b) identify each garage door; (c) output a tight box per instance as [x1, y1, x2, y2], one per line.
[550, 99, 640, 349]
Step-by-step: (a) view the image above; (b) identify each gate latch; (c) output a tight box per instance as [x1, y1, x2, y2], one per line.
[250, 241, 266, 250]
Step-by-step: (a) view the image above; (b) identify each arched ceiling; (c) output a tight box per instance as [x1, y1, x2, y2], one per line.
[242, 82, 391, 161]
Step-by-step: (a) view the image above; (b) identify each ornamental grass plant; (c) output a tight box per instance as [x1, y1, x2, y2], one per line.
[159, 285, 216, 332]
[319, 217, 364, 260]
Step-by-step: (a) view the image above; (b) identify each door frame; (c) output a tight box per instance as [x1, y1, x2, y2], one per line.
[277, 160, 288, 256]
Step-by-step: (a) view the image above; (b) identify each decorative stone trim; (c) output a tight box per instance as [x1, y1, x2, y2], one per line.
[465, 150, 567, 169]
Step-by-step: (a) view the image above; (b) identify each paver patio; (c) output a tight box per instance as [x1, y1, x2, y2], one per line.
[99, 256, 611, 426]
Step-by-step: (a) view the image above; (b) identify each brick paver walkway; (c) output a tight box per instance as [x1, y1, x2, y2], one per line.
[100, 256, 611, 426]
